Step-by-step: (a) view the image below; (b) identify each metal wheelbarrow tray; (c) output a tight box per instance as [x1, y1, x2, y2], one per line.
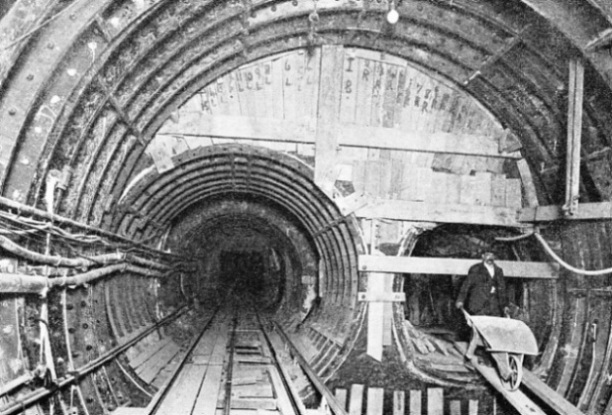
[463, 310, 539, 391]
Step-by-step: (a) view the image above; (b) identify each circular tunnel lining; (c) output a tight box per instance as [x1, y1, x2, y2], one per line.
[115, 144, 365, 378]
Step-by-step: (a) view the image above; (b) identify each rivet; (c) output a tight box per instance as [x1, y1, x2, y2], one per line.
[8, 109, 16, 116]
[66, 304, 74, 310]
[81, 300, 88, 307]
[271, 5, 276, 11]
[68, 327, 76, 334]
[86, 397, 94, 403]
[47, 42, 55, 50]
[82, 323, 89, 329]
[69, 14, 76, 20]
[72, 351, 81, 358]
[86, 345, 93, 351]
[26, 74, 34, 81]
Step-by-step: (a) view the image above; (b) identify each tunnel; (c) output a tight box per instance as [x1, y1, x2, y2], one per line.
[2, 0, 612, 414]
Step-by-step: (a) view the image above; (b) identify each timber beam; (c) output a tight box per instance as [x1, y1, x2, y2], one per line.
[519, 202, 612, 222]
[158, 114, 521, 159]
[351, 198, 527, 228]
[359, 255, 559, 279]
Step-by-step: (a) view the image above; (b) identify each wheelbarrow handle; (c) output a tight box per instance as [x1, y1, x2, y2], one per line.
[461, 308, 474, 327]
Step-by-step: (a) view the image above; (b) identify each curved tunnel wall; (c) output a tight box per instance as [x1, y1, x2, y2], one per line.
[115, 145, 359, 344]
[1, 0, 612, 413]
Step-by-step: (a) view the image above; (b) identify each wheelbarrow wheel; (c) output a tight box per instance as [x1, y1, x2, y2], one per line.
[502, 354, 523, 391]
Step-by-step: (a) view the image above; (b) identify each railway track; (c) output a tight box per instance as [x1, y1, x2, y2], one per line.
[127, 299, 341, 415]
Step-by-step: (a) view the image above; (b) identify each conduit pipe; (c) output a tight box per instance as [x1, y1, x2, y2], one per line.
[0, 235, 126, 268]
[126, 254, 169, 270]
[0, 196, 179, 259]
[0, 235, 175, 270]
[496, 231, 612, 276]
[0, 265, 166, 294]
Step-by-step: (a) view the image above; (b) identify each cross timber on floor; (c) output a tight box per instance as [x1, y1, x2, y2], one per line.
[334, 385, 479, 415]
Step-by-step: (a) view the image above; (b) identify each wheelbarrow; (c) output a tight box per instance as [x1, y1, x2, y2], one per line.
[461, 309, 538, 391]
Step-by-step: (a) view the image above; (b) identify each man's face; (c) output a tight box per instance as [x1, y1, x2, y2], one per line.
[483, 253, 495, 265]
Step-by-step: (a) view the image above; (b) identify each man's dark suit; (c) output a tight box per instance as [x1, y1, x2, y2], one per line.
[457, 262, 508, 316]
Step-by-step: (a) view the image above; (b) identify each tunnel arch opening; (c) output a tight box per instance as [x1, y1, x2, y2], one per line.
[114, 143, 366, 381]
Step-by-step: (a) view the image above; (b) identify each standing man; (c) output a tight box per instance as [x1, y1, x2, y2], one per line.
[455, 252, 511, 368]
[455, 251, 509, 317]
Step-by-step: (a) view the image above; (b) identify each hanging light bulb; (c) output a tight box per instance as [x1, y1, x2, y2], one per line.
[387, 1, 399, 25]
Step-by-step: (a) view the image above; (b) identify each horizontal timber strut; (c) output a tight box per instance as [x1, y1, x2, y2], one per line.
[359, 256, 559, 279]
[351, 198, 527, 228]
[158, 114, 521, 159]
[520, 202, 612, 221]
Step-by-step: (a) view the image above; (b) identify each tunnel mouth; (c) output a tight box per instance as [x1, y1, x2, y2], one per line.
[165, 194, 317, 316]
[114, 143, 364, 381]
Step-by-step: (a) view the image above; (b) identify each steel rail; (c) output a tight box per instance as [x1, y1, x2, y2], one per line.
[0, 305, 189, 415]
[145, 306, 221, 415]
[256, 312, 306, 415]
[223, 310, 238, 415]
[273, 321, 349, 415]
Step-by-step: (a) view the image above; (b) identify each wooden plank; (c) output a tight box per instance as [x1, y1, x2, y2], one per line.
[336, 389, 348, 410]
[158, 114, 316, 143]
[522, 369, 585, 415]
[414, 168, 433, 201]
[155, 365, 208, 415]
[158, 113, 520, 159]
[506, 178, 523, 209]
[427, 389, 444, 415]
[475, 172, 492, 205]
[454, 344, 547, 415]
[129, 338, 172, 369]
[409, 391, 421, 415]
[354, 199, 524, 227]
[491, 174, 507, 207]
[367, 270, 391, 361]
[191, 328, 228, 414]
[349, 384, 364, 415]
[519, 202, 612, 222]
[358, 255, 559, 279]
[358, 292, 405, 302]
[267, 367, 296, 414]
[450, 400, 461, 415]
[315, 44, 344, 194]
[393, 391, 405, 415]
[460, 175, 479, 205]
[516, 159, 538, 207]
[468, 399, 479, 415]
[340, 52, 359, 124]
[565, 58, 584, 216]
[367, 388, 384, 415]
[137, 343, 181, 383]
[231, 398, 277, 410]
[383, 274, 394, 347]
[356, 58, 374, 127]
[339, 124, 520, 159]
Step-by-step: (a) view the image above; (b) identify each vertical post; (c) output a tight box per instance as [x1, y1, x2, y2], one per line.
[409, 390, 422, 415]
[564, 58, 584, 216]
[315, 45, 344, 197]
